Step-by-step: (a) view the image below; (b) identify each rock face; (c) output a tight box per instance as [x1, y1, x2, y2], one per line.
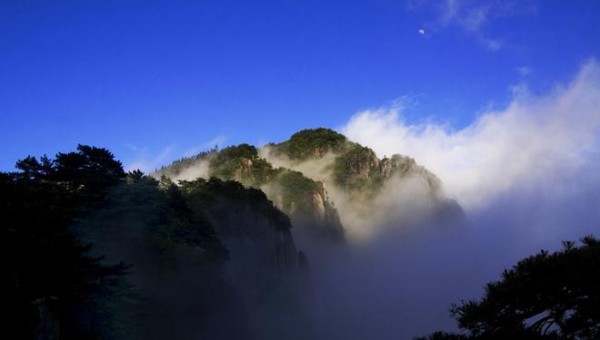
[208, 144, 274, 185]
[379, 157, 393, 178]
[156, 127, 462, 241]
[178, 178, 310, 340]
[265, 129, 463, 233]
[267, 169, 344, 241]
[266, 129, 450, 196]
[181, 178, 300, 277]
[165, 144, 346, 242]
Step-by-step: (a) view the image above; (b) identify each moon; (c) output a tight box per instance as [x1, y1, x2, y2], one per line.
[418, 29, 425, 35]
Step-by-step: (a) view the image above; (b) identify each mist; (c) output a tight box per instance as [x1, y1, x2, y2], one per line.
[304, 162, 600, 338]
[301, 60, 600, 338]
[140, 61, 600, 339]
[259, 147, 451, 241]
[4, 0, 599, 338]
[162, 158, 210, 182]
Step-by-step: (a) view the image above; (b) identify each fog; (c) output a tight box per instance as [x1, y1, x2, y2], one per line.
[259, 147, 449, 241]
[147, 61, 600, 338]
[165, 159, 210, 182]
[303, 60, 600, 338]
[304, 164, 600, 338]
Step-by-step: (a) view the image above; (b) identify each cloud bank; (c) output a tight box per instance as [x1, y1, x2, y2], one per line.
[132, 61, 600, 338]
[342, 60, 600, 210]
[307, 60, 600, 338]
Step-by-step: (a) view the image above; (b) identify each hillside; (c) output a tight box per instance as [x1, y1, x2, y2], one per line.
[1, 146, 306, 339]
[3, 136, 462, 339]
[157, 128, 462, 241]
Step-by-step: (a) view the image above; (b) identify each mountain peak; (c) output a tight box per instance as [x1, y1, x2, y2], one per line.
[157, 128, 462, 242]
[271, 127, 350, 160]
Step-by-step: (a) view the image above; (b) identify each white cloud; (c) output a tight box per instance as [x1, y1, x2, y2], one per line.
[341, 60, 600, 210]
[310, 56, 600, 339]
[321, 62, 600, 336]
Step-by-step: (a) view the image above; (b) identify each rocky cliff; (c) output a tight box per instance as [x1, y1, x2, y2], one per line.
[157, 143, 345, 242]
[157, 128, 462, 241]
[180, 177, 300, 277]
[263, 128, 463, 233]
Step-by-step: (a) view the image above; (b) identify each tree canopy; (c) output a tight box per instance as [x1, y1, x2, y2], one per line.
[1, 145, 130, 338]
[2, 145, 302, 339]
[272, 128, 350, 161]
[418, 236, 600, 339]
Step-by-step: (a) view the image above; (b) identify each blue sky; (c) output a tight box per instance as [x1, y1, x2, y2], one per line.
[1, 0, 599, 171]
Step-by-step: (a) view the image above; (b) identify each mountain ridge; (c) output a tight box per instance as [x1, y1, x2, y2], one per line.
[156, 128, 462, 242]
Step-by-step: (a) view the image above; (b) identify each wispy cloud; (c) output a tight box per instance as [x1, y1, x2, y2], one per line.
[124, 135, 227, 173]
[183, 135, 227, 157]
[517, 65, 532, 76]
[440, 0, 496, 32]
[125, 145, 176, 173]
[410, 0, 535, 51]
[124, 143, 140, 152]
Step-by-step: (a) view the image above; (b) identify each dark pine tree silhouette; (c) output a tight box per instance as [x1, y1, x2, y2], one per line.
[1, 145, 130, 338]
[418, 236, 600, 340]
